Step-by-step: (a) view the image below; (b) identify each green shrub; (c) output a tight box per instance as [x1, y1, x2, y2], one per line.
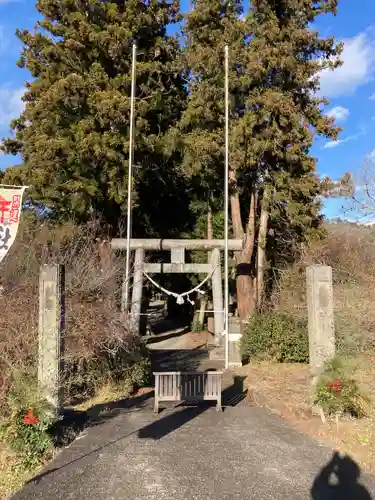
[64, 342, 151, 403]
[0, 372, 54, 471]
[100, 342, 151, 388]
[314, 355, 370, 418]
[0, 347, 151, 473]
[240, 311, 309, 363]
[118, 354, 151, 392]
[191, 315, 202, 333]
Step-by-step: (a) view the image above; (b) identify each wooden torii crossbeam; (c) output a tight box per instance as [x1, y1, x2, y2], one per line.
[111, 238, 244, 343]
[111, 239, 243, 250]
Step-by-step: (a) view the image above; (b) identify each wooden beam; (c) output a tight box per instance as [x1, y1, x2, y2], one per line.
[143, 263, 212, 273]
[111, 239, 244, 251]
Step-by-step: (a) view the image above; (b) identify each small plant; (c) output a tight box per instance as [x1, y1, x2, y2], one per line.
[191, 315, 202, 333]
[64, 341, 151, 403]
[314, 355, 370, 419]
[0, 372, 54, 471]
[240, 311, 309, 363]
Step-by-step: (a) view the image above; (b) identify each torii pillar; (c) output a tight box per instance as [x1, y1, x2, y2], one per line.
[112, 239, 244, 343]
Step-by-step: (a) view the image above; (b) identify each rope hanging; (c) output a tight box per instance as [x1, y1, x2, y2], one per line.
[143, 267, 217, 305]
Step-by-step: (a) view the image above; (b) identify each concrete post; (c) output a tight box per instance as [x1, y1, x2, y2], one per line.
[228, 317, 243, 367]
[38, 265, 65, 417]
[211, 248, 224, 344]
[130, 248, 145, 335]
[306, 265, 335, 377]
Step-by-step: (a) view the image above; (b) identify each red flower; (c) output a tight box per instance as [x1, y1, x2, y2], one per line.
[23, 409, 39, 425]
[327, 380, 341, 393]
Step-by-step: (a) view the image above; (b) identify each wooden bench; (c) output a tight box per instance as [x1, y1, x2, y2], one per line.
[153, 371, 222, 413]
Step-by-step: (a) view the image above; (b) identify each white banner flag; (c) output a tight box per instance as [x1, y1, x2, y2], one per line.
[0, 185, 28, 264]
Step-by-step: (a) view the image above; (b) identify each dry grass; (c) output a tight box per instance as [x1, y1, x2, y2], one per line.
[238, 222, 375, 475]
[275, 222, 375, 353]
[0, 215, 145, 412]
[239, 358, 375, 473]
[72, 384, 134, 412]
[0, 215, 150, 499]
[0, 446, 39, 500]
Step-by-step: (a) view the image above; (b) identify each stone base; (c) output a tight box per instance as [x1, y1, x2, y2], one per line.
[228, 340, 242, 367]
[227, 319, 243, 367]
[209, 346, 225, 361]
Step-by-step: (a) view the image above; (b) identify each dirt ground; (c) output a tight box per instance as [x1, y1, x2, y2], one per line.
[237, 356, 375, 473]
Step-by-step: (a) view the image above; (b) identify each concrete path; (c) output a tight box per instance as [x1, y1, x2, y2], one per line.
[149, 329, 223, 372]
[147, 329, 207, 351]
[13, 397, 375, 500]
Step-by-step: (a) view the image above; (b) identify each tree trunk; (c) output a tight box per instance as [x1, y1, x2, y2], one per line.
[252, 276, 257, 306]
[197, 202, 213, 330]
[256, 186, 271, 309]
[198, 295, 208, 329]
[207, 202, 213, 240]
[236, 271, 255, 319]
[229, 170, 244, 238]
[230, 168, 257, 320]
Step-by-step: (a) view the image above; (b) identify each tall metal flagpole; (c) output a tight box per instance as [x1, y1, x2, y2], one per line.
[122, 43, 137, 316]
[224, 45, 229, 369]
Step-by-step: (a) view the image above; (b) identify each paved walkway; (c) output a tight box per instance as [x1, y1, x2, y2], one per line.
[13, 395, 375, 500]
[12, 331, 375, 500]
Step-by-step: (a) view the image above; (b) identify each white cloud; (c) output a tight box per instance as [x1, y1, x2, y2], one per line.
[0, 88, 25, 127]
[326, 105, 350, 122]
[319, 31, 375, 97]
[323, 124, 366, 149]
[323, 139, 345, 149]
[366, 149, 375, 162]
[370, 92, 375, 100]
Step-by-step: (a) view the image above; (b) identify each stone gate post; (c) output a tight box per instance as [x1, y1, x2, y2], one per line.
[306, 265, 335, 377]
[38, 264, 65, 417]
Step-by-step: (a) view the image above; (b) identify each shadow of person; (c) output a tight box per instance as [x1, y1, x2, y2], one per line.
[311, 451, 372, 499]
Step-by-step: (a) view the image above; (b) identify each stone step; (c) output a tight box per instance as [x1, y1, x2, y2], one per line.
[209, 344, 242, 365]
[209, 346, 225, 360]
[207, 334, 225, 348]
[207, 317, 243, 335]
[199, 359, 225, 371]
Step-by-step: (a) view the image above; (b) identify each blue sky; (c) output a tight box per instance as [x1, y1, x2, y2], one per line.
[0, 0, 375, 221]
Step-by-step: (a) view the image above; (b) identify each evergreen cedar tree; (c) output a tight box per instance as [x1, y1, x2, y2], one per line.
[176, 0, 342, 317]
[2, 0, 342, 318]
[2, 0, 188, 236]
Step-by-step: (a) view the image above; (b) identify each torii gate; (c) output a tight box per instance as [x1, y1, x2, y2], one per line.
[111, 238, 244, 346]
